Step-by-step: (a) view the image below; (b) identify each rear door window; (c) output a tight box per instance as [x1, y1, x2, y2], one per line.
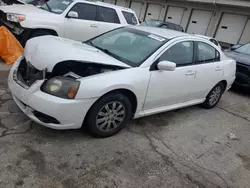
[97, 6, 120, 24]
[122, 11, 138, 25]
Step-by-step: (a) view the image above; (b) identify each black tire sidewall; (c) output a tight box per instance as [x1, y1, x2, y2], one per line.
[203, 82, 224, 109]
[86, 93, 132, 137]
[30, 31, 51, 40]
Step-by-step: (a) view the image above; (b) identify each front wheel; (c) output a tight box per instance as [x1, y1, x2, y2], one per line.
[85, 93, 132, 137]
[202, 82, 225, 109]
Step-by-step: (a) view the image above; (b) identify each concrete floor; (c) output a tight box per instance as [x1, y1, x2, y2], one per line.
[0, 71, 250, 188]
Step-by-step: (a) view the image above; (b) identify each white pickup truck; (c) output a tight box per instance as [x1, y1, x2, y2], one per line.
[0, 0, 138, 45]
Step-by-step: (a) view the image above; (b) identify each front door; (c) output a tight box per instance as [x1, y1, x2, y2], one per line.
[144, 41, 196, 111]
[64, 2, 99, 42]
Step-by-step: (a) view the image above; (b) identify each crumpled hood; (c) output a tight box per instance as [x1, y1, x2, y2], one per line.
[24, 36, 130, 71]
[0, 4, 56, 18]
[224, 51, 250, 66]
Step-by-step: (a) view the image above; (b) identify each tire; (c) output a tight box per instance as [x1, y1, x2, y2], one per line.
[29, 30, 52, 40]
[85, 93, 132, 137]
[202, 82, 225, 109]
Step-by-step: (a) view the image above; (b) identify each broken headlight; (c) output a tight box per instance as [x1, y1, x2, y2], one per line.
[6, 13, 25, 22]
[41, 77, 80, 99]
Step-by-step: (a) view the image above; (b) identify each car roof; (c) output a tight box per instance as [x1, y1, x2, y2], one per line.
[195, 34, 212, 40]
[130, 25, 189, 39]
[74, 0, 135, 12]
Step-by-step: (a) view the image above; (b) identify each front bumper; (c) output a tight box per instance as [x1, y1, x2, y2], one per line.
[8, 58, 97, 130]
[0, 18, 32, 46]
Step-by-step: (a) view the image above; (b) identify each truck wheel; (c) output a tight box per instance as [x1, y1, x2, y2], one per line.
[29, 30, 52, 40]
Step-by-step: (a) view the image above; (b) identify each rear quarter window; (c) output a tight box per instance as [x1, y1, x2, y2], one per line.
[122, 11, 138, 25]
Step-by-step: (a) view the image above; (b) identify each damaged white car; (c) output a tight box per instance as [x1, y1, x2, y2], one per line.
[8, 26, 236, 137]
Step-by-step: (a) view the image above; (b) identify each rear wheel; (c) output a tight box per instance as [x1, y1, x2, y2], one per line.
[202, 82, 225, 109]
[85, 93, 132, 137]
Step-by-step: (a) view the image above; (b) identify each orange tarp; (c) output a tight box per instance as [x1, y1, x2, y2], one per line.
[0, 26, 24, 65]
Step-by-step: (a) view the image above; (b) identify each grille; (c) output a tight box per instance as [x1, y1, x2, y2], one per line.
[33, 110, 60, 124]
[236, 63, 250, 77]
[18, 58, 44, 86]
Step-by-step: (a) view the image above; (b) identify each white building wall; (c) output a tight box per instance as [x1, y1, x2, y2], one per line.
[105, 0, 250, 46]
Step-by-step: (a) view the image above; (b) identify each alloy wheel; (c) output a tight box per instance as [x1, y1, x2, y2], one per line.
[208, 86, 222, 106]
[96, 101, 126, 132]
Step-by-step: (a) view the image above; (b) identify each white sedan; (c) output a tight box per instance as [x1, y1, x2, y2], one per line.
[195, 34, 222, 49]
[8, 26, 236, 137]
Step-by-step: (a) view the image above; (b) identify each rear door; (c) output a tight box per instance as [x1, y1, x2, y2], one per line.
[97, 6, 121, 35]
[64, 3, 98, 41]
[192, 41, 223, 100]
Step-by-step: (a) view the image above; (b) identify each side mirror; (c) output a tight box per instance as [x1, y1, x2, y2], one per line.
[67, 11, 78, 18]
[157, 61, 176, 71]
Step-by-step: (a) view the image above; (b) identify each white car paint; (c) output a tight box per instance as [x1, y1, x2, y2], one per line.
[8, 26, 236, 131]
[0, 0, 138, 42]
[195, 34, 222, 49]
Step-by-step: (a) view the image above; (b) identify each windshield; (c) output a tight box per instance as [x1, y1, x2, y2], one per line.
[141, 20, 161, 27]
[87, 28, 167, 67]
[40, 0, 73, 14]
[235, 43, 250, 55]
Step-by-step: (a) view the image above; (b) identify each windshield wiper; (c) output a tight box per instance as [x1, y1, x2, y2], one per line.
[44, 1, 52, 12]
[84, 41, 132, 65]
[99, 48, 124, 61]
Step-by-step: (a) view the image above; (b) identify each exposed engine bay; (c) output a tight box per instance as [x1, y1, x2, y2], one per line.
[17, 59, 124, 87]
[52, 61, 123, 79]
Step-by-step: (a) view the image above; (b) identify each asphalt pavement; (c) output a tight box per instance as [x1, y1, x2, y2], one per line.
[0, 66, 250, 188]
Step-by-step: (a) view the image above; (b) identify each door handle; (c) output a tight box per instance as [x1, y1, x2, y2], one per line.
[215, 67, 222, 71]
[185, 71, 195, 76]
[90, 24, 97, 28]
